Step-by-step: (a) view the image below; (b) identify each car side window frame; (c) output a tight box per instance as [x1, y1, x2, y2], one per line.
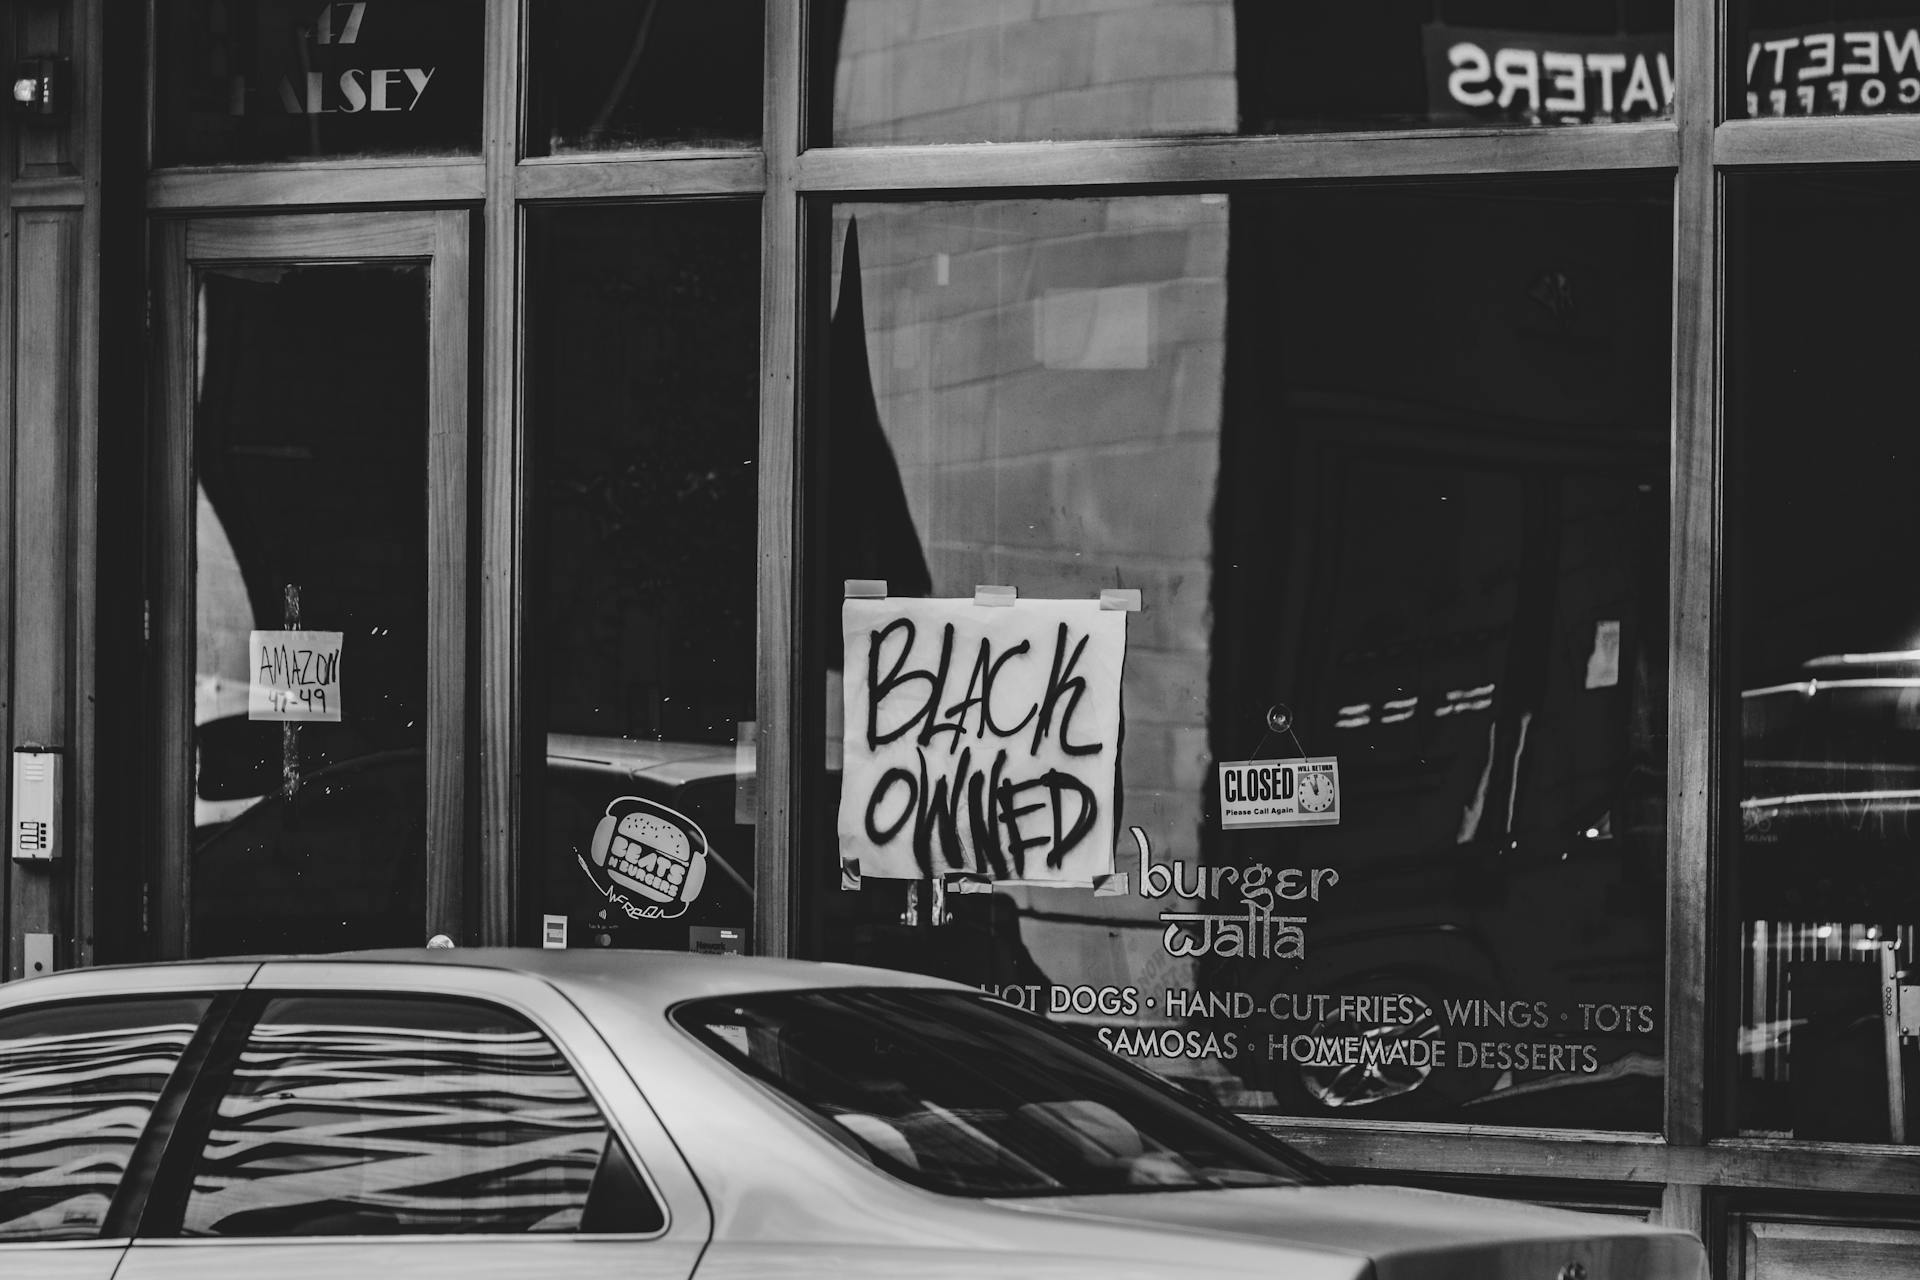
[135, 989, 669, 1241]
[0, 991, 230, 1245]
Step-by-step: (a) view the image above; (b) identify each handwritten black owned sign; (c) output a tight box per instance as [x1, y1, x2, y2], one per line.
[839, 598, 1126, 884]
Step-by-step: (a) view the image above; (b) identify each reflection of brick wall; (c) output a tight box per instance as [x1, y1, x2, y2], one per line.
[834, 0, 1237, 142]
[838, 196, 1225, 929]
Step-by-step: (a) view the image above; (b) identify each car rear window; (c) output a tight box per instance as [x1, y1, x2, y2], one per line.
[0, 997, 210, 1241]
[674, 988, 1325, 1198]
[171, 994, 656, 1238]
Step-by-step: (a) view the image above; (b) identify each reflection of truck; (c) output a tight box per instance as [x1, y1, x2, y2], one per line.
[1220, 825, 1666, 1127]
[192, 730, 756, 956]
[1194, 437, 1671, 1128]
[1736, 650, 1920, 1142]
[1209, 645, 1920, 1135]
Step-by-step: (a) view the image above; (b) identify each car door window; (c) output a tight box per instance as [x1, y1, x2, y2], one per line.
[0, 997, 211, 1241]
[176, 994, 660, 1237]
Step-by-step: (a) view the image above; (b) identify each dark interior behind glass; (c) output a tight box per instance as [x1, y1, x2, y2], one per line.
[191, 264, 428, 957]
[524, 204, 761, 953]
[1728, 172, 1920, 1143]
[526, 0, 765, 154]
[154, 0, 482, 165]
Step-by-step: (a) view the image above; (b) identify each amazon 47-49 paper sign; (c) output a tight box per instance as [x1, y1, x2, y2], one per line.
[249, 630, 343, 722]
[840, 597, 1125, 885]
[1217, 757, 1340, 829]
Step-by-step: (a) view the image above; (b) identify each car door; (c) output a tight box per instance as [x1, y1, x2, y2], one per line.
[113, 961, 709, 1280]
[0, 965, 258, 1280]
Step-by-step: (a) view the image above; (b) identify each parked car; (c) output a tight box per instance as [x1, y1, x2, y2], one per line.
[0, 949, 1705, 1278]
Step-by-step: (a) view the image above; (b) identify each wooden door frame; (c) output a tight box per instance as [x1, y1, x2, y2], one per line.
[149, 209, 470, 957]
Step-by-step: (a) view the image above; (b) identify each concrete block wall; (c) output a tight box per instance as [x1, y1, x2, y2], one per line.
[826, 3, 1238, 996]
[834, 193, 1226, 985]
[833, 0, 1237, 142]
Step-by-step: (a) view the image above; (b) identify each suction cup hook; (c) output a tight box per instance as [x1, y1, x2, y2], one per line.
[1265, 704, 1294, 735]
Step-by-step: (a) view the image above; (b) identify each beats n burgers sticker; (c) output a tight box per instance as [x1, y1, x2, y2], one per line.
[578, 796, 710, 921]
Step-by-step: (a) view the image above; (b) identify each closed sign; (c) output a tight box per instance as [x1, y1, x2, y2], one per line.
[1217, 758, 1340, 829]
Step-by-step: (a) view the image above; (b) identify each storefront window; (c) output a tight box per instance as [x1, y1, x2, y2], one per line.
[524, 203, 761, 955]
[1729, 173, 1920, 1143]
[525, 1, 764, 155]
[1735, 3, 1920, 119]
[807, 182, 1671, 1129]
[191, 263, 429, 955]
[153, 0, 482, 165]
[811, 1, 1674, 145]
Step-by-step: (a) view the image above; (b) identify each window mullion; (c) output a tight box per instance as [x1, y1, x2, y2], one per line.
[755, 0, 804, 958]
[478, 0, 524, 944]
[1665, 0, 1724, 1161]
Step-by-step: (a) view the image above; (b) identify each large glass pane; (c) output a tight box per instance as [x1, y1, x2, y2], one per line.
[812, 0, 1674, 144]
[192, 263, 428, 955]
[525, 204, 760, 954]
[807, 182, 1671, 1130]
[154, 1, 482, 165]
[525, 1, 765, 155]
[1729, 173, 1920, 1144]
[1735, 3, 1920, 118]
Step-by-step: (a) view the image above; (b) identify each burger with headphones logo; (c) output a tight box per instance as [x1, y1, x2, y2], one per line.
[579, 796, 710, 920]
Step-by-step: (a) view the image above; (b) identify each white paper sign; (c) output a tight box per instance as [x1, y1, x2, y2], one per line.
[248, 629, 343, 722]
[1218, 757, 1341, 829]
[839, 597, 1126, 884]
[1585, 618, 1621, 689]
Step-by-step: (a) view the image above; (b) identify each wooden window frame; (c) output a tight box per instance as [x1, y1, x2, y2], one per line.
[123, 0, 1920, 1225]
[148, 209, 471, 954]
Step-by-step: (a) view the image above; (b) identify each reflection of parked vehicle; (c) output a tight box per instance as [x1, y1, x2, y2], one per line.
[0, 949, 1708, 1279]
[1219, 649, 1920, 1129]
[1737, 649, 1920, 1141]
[1217, 820, 1666, 1126]
[192, 732, 756, 956]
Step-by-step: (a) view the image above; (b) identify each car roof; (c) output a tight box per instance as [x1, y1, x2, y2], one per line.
[2, 948, 973, 1015]
[345, 947, 971, 1006]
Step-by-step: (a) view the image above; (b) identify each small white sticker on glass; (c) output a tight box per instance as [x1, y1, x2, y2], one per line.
[1585, 620, 1621, 690]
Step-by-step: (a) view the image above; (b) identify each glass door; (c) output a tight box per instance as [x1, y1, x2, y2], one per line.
[151, 213, 469, 957]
